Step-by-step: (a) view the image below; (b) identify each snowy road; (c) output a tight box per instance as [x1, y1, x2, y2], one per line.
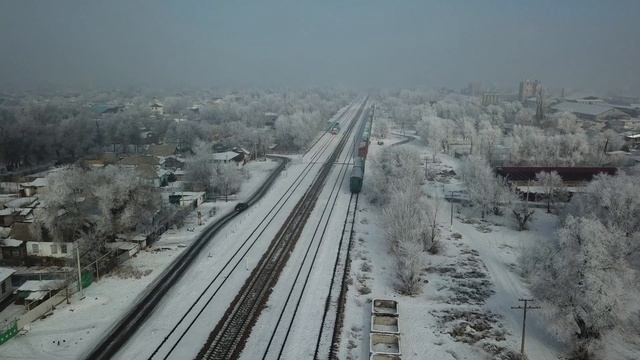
[110, 101, 364, 360]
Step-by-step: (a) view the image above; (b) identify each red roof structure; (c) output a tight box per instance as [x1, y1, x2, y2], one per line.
[495, 166, 617, 182]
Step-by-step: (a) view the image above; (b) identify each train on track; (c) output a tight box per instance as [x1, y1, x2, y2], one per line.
[350, 105, 375, 193]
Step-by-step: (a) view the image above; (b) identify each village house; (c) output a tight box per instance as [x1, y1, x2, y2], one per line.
[211, 150, 247, 167]
[0, 267, 16, 303]
[19, 178, 47, 197]
[168, 191, 206, 208]
[0, 238, 26, 266]
[150, 101, 164, 115]
[146, 144, 177, 158]
[9, 222, 74, 265]
[119, 155, 168, 187]
[0, 267, 15, 303]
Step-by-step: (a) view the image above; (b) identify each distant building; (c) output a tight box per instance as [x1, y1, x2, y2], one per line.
[150, 101, 164, 115]
[465, 82, 482, 97]
[518, 80, 541, 102]
[481, 93, 500, 106]
[91, 104, 124, 115]
[551, 101, 629, 121]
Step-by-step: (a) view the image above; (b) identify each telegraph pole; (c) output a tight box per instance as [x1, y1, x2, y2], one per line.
[450, 191, 454, 226]
[76, 243, 84, 297]
[511, 298, 541, 355]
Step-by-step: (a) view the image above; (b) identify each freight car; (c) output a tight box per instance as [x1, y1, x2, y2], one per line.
[350, 165, 363, 193]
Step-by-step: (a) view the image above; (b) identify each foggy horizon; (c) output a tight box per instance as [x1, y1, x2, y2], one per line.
[1, 0, 639, 95]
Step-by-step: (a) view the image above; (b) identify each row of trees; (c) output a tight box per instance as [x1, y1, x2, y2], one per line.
[370, 147, 441, 295]
[0, 89, 351, 171]
[381, 90, 625, 167]
[524, 173, 640, 358]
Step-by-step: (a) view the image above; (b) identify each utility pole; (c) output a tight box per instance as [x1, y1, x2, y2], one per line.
[450, 190, 454, 226]
[76, 243, 84, 297]
[511, 298, 541, 355]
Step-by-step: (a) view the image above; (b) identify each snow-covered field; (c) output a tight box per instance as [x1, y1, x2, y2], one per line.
[338, 131, 566, 360]
[0, 159, 278, 360]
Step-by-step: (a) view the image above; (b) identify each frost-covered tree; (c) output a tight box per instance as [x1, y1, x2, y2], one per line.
[421, 196, 441, 253]
[212, 162, 242, 200]
[510, 189, 534, 231]
[372, 118, 389, 139]
[535, 171, 565, 213]
[185, 141, 215, 194]
[459, 155, 509, 217]
[41, 165, 161, 260]
[368, 147, 423, 205]
[529, 216, 632, 354]
[566, 173, 640, 237]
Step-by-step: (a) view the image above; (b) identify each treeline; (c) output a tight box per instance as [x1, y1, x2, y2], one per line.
[0, 89, 352, 171]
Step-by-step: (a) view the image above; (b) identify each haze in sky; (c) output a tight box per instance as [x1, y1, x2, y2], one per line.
[1, 0, 639, 93]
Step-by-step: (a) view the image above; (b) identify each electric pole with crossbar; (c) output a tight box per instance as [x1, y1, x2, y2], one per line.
[511, 298, 541, 356]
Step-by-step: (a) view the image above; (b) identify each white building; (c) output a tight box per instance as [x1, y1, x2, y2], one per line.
[25, 241, 74, 259]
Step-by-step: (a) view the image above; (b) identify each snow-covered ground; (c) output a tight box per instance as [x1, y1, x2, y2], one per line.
[338, 131, 566, 360]
[108, 102, 362, 360]
[0, 159, 278, 360]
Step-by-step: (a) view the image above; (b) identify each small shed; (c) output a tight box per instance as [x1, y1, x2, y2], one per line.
[105, 241, 139, 258]
[169, 192, 205, 208]
[0, 238, 26, 265]
[212, 151, 244, 164]
[15, 279, 65, 308]
[0, 267, 16, 303]
[19, 178, 47, 197]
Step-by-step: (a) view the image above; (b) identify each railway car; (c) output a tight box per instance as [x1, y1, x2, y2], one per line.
[350, 165, 363, 193]
[357, 140, 369, 158]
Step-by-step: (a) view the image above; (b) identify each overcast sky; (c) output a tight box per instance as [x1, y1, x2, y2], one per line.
[1, 0, 639, 94]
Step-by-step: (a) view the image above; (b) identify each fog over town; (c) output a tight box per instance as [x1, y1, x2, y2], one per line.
[0, 2, 639, 360]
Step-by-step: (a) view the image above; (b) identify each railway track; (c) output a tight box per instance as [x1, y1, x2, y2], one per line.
[143, 103, 359, 360]
[261, 108, 367, 360]
[198, 99, 368, 360]
[88, 103, 356, 360]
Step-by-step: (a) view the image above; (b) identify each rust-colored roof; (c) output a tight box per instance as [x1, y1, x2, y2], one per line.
[496, 166, 617, 182]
